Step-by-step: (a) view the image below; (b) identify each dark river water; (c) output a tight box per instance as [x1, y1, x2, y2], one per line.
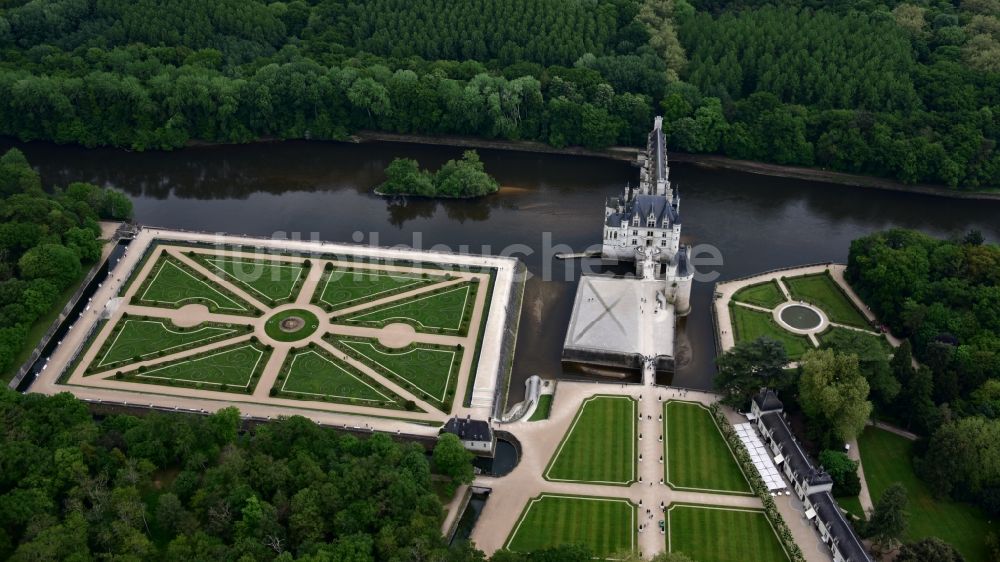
[5, 138, 999, 402]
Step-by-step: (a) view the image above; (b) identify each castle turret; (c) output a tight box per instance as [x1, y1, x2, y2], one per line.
[669, 246, 693, 316]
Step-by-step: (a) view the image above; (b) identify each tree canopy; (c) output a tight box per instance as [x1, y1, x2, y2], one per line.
[377, 151, 499, 198]
[797, 349, 872, 446]
[0, 149, 132, 376]
[0, 0, 998, 187]
[713, 336, 789, 407]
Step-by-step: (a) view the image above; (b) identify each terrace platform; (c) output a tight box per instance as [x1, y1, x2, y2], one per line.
[562, 274, 676, 378]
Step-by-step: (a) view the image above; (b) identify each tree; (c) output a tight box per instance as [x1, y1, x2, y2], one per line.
[432, 433, 474, 486]
[432, 151, 499, 198]
[714, 336, 789, 407]
[818, 450, 861, 497]
[377, 158, 434, 196]
[797, 349, 872, 446]
[896, 537, 965, 562]
[820, 329, 897, 410]
[917, 416, 1000, 499]
[865, 483, 908, 552]
[17, 243, 81, 290]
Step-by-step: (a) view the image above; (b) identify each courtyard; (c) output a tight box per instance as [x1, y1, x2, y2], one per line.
[31, 228, 520, 426]
[482, 385, 804, 561]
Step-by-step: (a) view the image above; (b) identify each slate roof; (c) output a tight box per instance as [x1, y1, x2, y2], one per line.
[760, 411, 833, 488]
[809, 491, 873, 561]
[606, 194, 679, 227]
[442, 417, 493, 442]
[676, 247, 690, 277]
[753, 388, 784, 413]
[651, 126, 667, 183]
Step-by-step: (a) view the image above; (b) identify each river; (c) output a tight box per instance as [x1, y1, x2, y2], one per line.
[4, 138, 999, 403]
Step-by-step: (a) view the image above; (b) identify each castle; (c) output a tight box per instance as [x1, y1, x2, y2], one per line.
[601, 116, 693, 315]
[562, 116, 693, 380]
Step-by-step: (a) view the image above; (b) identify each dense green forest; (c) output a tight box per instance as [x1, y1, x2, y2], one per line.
[0, 148, 131, 376]
[0, 389, 651, 561]
[846, 230, 1000, 518]
[0, 0, 997, 188]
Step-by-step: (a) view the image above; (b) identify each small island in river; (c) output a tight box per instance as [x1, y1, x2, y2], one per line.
[375, 149, 499, 198]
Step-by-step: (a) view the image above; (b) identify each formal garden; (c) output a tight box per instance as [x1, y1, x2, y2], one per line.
[544, 395, 637, 485]
[727, 269, 890, 362]
[65, 242, 499, 418]
[664, 401, 751, 495]
[505, 494, 636, 558]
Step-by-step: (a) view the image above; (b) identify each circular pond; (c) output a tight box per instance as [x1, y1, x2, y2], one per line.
[780, 305, 823, 331]
[265, 309, 320, 342]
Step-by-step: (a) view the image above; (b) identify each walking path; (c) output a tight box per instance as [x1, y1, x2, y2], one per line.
[471, 381, 830, 561]
[847, 438, 874, 513]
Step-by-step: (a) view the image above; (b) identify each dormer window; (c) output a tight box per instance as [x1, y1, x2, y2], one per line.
[647, 217, 655, 228]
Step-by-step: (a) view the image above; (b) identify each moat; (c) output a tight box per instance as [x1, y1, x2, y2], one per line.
[5, 137, 1000, 402]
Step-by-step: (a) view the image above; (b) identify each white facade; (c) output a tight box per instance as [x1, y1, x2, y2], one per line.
[601, 116, 693, 316]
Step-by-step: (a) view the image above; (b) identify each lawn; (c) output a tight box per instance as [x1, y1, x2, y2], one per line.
[859, 427, 998, 561]
[93, 318, 242, 369]
[545, 395, 635, 485]
[506, 494, 635, 558]
[335, 337, 461, 411]
[196, 255, 306, 303]
[137, 256, 254, 314]
[128, 342, 268, 390]
[317, 266, 444, 308]
[342, 282, 476, 335]
[732, 280, 786, 309]
[277, 348, 399, 406]
[264, 309, 320, 342]
[836, 495, 864, 520]
[664, 401, 751, 494]
[667, 504, 789, 562]
[529, 394, 553, 421]
[783, 272, 870, 328]
[729, 304, 813, 359]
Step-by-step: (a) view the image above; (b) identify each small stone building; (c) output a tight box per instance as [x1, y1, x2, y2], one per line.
[441, 416, 495, 457]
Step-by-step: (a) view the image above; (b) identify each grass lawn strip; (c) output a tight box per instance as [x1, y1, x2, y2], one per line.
[859, 427, 997, 561]
[343, 282, 474, 334]
[784, 272, 869, 328]
[664, 401, 752, 494]
[95, 318, 242, 368]
[337, 338, 459, 405]
[732, 280, 787, 309]
[667, 504, 790, 562]
[129, 343, 267, 389]
[544, 395, 636, 485]
[529, 394, 553, 421]
[138, 256, 252, 313]
[198, 255, 305, 302]
[318, 267, 445, 308]
[730, 304, 812, 359]
[280, 349, 392, 403]
[505, 494, 635, 558]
